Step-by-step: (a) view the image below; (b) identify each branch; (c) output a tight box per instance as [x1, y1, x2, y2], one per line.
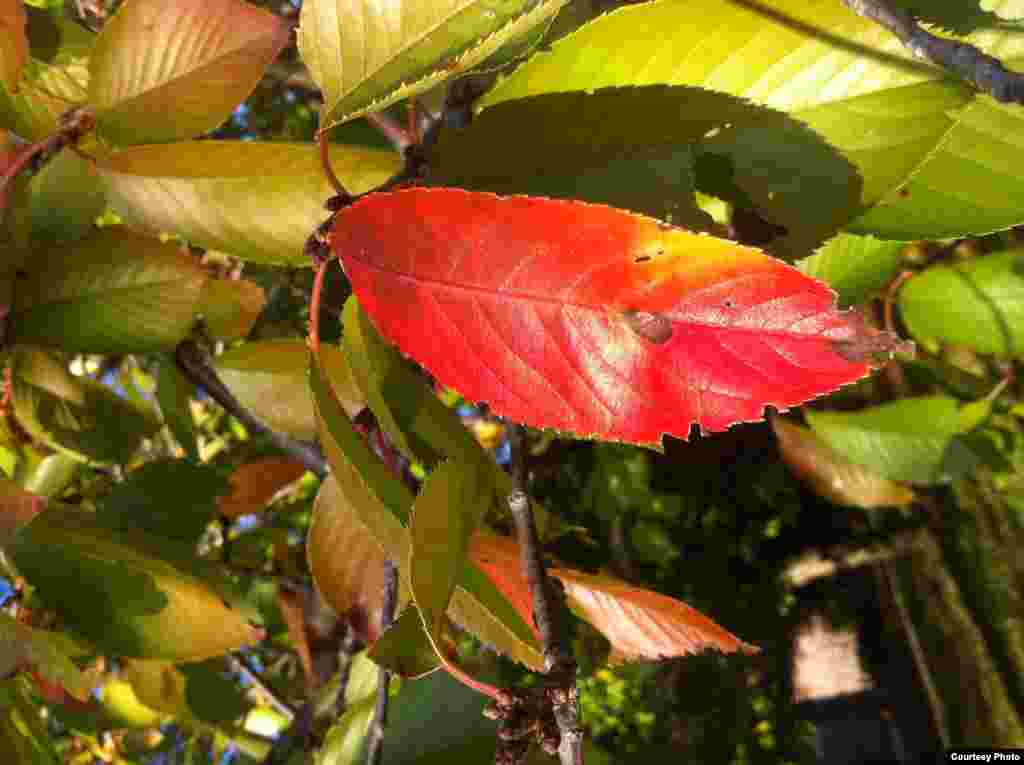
[506, 425, 584, 765]
[363, 559, 398, 765]
[842, 0, 1024, 103]
[174, 340, 328, 477]
[782, 530, 925, 588]
[227, 654, 297, 723]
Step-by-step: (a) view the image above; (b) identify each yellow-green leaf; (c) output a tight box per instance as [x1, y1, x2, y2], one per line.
[98, 141, 399, 264]
[299, 0, 569, 128]
[89, 0, 290, 144]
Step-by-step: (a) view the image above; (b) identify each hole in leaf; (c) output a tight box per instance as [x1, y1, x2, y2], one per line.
[634, 255, 651, 263]
[623, 311, 672, 344]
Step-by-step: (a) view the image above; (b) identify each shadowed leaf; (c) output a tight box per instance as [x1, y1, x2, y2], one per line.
[219, 457, 307, 519]
[11, 505, 262, 659]
[0, 614, 99, 702]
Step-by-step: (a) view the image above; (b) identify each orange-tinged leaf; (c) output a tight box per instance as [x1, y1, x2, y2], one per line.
[307, 475, 391, 644]
[331, 189, 898, 445]
[0, 478, 45, 548]
[771, 416, 914, 509]
[276, 587, 316, 688]
[89, 0, 289, 145]
[0, 0, 28, 94]
[470, 533, 758, 661]
[218, 457, 306, 518]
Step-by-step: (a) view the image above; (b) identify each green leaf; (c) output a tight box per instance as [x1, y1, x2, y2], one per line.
[0, 681, 61, 765]
[410, 461, 490, 640]
[156, 354, 199, 461]
[482, 0, 1024, 241]
[218, 340, 362, 441]
[0, 7, 91, 140]
[315, 696, 376, 765]
[438, 84, 850, 244]
[805, 396, 987, 484]
[98, 141, 399, 265]
[899, 250, 1024, 357]
[311, 348, 541, 668]
[11, 504, 262, 659]
[299, 0, 570, 129]
[96, 460, 229, 544]
[25, 148, 105, 243]
[10, 349, 159, 465]
[89, 0, 290, 145]
[797, 233, 907, 307]
[0, 613, 98, 701]
[341, 297, 553, 537]
[198, 277, 265, 342]
[8, 228, 207, 353]
[0, 0, 28, 93]
[178, 659, 251, 725]
[892, 0, 1024, 35]
[311, 347, 414, 527]
[367, 607, 442, 679]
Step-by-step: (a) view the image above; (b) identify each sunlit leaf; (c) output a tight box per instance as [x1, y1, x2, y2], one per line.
[893, 0, 1024, 35]
[218, 340, 363, 440]
[482, 0, 1024, 240]
[0, 0, 28, 93]
[307, 475, 392, 644]
[9, 228, 207, 353]
[316, 697, 375, 765]
[772, 416, 914, 509]
[899, 250, 1024, 357]
[299, 0, 569, 128]
[98, 141, 400, 265]
[219, 457, 306, 519]
[331, 189, 897, 445]
[806, 396, 988, 484]
[89, 0, 290, 144]
[10, 349, 159, 464]
[11, 505, 263, 659]
[797, 233, 907, 308]
[470, 533, 758, 662]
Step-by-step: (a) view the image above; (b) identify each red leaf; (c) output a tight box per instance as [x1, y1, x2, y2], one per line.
[331, 189, 896, 444]
[218, 457, 306, 518]
[470, 534, 758, 661]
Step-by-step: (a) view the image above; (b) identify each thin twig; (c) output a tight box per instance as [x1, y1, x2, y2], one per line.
[317, 128, 349, 198]
[228, 654, 297, 722]
[782, 530, 925, 588]
[506, 426, 584, 765]
[364, 559, 398, 765]
[366, 112, 413, 155]
[876, 561, 951, 748]
[175, 340, 328, 477]
[842, 0, 1024, 103]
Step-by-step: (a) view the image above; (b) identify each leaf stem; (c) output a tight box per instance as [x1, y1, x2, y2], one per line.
[506, 425, 584, 765]
[317, 128, 350, 198]
[842, 0, 1024, 102]
[366, 112, 413, 155]
[174, 340, 327, 477]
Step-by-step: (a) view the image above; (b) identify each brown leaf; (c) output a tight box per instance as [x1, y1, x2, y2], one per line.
[218, 457, 306, 518]
[276, 587, 316, 688]
[470, 533, 758, 662]
[772, 416, 914, 509]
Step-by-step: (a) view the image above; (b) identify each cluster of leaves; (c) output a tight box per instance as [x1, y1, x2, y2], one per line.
[2, 0, 1024, 762]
